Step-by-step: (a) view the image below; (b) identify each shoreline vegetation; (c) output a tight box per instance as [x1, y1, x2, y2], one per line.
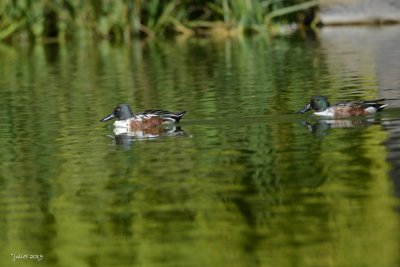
[0, 0, 319, 42]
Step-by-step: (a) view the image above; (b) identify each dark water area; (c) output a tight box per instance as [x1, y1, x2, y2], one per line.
[1, 26, 400, 267]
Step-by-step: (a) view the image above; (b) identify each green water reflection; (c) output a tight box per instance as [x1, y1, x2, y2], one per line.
[0, 33, 399, 267]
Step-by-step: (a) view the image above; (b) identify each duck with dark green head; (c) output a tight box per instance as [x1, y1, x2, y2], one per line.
[100, 104, 186, 130]
[296, 95, 387, 117]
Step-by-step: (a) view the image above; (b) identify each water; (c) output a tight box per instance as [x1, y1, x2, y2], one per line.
[1, 26, 400, 267]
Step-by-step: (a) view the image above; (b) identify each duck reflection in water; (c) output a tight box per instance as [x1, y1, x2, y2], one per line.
[110, 125, 186, 147]
[302, 118, 380, 136]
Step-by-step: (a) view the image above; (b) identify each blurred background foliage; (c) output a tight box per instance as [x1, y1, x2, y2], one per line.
[0, 0, 318, 42]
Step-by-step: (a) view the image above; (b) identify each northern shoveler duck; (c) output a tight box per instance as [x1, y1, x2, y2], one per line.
[296, 96, 388, 117]
[100, 104, 186, 130]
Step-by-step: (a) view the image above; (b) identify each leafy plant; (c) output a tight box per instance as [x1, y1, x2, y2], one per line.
[0, 0, 318, 41]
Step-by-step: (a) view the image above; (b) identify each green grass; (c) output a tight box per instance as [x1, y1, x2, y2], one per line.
[0, 0, 319, 42]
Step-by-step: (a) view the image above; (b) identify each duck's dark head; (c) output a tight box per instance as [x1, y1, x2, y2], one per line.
[100, 104, 134, 122]
[296, 96, 330, 114]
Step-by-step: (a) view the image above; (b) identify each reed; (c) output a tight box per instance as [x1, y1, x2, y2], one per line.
[0, 0, 318, 41]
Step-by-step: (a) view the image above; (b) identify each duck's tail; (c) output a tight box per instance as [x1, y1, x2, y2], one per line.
[376, 104, 388, 112]
[361, 99, 388, 113]
[171, 111, 186, 122]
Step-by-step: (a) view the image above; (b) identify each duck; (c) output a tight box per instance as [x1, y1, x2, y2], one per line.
[100, 104, 186, 130]
[296, 96, 388, 117]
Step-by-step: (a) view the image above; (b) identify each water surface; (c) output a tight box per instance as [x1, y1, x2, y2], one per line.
[1, 26, 400, 267]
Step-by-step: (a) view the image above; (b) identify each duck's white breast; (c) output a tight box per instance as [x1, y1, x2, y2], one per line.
[114, 120, 132, 128]
[314, 108, 335, 117]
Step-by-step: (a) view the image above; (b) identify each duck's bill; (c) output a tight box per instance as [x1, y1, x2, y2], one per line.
[296, 104, 311, 114]
[100, 112, 115, 122]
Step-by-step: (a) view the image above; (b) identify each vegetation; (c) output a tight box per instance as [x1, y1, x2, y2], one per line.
[0, 0, 318, 42]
